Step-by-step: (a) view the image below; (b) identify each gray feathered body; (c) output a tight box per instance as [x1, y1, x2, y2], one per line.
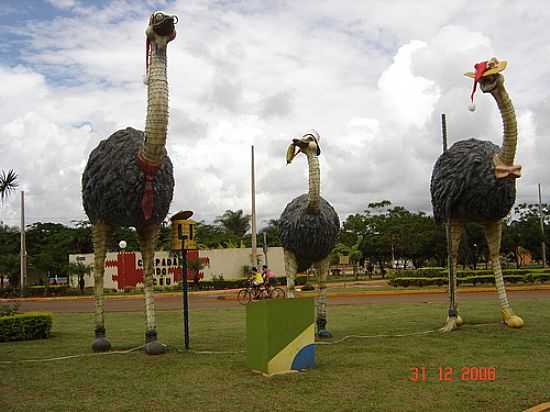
[430, 138, 516, 224]
[82, 127, 174, 227]
[280, 194, 340, 272]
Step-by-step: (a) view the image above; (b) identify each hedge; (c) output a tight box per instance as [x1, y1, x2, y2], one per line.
[0, 312, 53, 342]
[390, 273, 550, 288]
[391, 268, 550, 279]
[190, 276, 308, 290]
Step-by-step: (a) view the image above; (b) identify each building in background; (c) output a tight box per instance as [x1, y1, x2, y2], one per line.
[68, 247, 285, 290]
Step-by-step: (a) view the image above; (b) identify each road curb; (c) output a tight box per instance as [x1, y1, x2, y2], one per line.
[3, 284, 549, 304]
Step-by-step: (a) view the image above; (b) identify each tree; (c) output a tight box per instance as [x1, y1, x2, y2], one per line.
[214, 209, 251, 239]
[0, 170, 19, 288]
[66, 261, 91, 289]
[195, 221, 231, 248]
[258, 219, 281, 247]
[340, 201, 448, 274]
[501, 203, 549, 265]
[0, 253, 19, 288]
[0, 169, 18, 203]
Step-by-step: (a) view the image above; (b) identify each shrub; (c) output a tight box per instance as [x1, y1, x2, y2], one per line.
[28, 285, 68, 297]
[0, 303, 20, 317]
[390, 273, 548, 288]
[392, 268, 541, 280]
[527, 273, 550, 283]
[0, 312, 53, 342]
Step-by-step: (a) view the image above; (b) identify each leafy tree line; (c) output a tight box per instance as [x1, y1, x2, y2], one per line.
[0, 209, 282, 287]
[334, 201, 550, 276]
[0, 197, 547, 287]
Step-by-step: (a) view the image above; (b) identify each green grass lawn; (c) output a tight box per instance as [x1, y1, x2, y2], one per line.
[1, 298, 549, 412]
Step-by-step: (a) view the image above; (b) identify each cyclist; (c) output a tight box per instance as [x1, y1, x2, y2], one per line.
[250, 267, 264, 296]
[262, 265, 276, 288]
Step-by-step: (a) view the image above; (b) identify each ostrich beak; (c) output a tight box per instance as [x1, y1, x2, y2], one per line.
[286, 143, 300, 164]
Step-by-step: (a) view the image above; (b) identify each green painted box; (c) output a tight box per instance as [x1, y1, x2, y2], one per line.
[246, 298, 315, 375]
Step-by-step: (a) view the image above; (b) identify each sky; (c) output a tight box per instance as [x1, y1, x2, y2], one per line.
[1, 0, 549, 230]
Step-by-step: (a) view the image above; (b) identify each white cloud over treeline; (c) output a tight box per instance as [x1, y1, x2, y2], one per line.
[0, 0, 548, 228]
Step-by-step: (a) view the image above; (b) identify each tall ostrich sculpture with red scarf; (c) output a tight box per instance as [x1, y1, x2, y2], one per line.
[82, 11, 178, 354]
[431, 58, 524, 332]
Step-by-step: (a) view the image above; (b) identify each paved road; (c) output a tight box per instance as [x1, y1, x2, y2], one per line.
[10, 288, 550, 313]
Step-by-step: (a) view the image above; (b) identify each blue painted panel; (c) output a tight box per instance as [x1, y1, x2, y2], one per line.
[291, 344, 315, 370]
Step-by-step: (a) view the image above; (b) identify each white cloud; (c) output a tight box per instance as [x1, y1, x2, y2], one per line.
[1, 0, 550, 229]
[46, 0, 78, 10]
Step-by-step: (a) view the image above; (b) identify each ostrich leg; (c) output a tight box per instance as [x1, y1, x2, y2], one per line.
[92, 222, 113, 352]
[484, 221, 524, 328]
[137, 224, 166, 354]
[284, 249, 298, 298]
[316, 257, 332, 338]
[441, 222, 464, 333]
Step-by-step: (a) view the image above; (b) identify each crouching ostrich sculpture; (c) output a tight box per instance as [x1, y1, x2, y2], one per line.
[280, 130, 340, 338]
[430, 58, 523, 331]
[82, 11, 178, 354]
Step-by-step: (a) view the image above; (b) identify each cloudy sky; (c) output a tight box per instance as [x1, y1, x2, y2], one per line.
[1, 0, 549, 230]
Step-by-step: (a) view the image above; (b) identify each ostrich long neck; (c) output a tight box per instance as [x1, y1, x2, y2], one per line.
[306, 154, 320, 212]
[492, 85, 517, 166]
[142, 43, 169, 165]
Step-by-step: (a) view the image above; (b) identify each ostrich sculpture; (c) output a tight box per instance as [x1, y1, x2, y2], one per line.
[82, 11, 178, 354]
[430, 58, 523, 331]
[280, 130, 340, 338]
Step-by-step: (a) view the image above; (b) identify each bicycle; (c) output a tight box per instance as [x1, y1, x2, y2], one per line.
[237, 279, 286, 304]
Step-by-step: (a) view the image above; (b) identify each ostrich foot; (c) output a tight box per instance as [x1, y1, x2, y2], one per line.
[144, 330, 167, 355]
[439, 315, 462, 333]
[316, 318, 332, 339]
[501, 309, 524, 328]
[92, 327, 111, 352]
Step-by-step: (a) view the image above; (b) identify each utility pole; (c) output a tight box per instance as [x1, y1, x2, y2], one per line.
[263, 231, 268, 267]
[20, 191, 27, 295]
[538, 183, 547, 267]
[250, 145, 257, 267]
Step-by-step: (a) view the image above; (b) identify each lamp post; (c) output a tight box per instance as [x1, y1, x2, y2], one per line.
[170, 210, 196, 350]
[118, 240, 127, 291]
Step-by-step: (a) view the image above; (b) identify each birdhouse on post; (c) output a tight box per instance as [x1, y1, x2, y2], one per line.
[170, 210, 195, 351]
[170, 210, 197, 251]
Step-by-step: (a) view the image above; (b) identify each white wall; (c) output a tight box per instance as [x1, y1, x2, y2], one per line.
[68, 246, 286, 288]
[199, 247, 285, 280]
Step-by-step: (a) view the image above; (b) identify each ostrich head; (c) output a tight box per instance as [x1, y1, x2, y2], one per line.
[146, 11, 178, 47]
[465, 58, 507, 108]
[286, 130, 321, 164]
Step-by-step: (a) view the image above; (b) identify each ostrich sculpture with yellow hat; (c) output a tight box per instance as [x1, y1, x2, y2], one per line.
[430, 57, 524, 332]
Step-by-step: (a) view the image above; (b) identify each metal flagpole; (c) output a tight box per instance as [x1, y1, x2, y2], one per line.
[263, 232, 268, 267]
[20, 191, 27, 296]
[441, 114, 457, 318]
[251, 145, 257, 267]
[538, 183, 547, 267]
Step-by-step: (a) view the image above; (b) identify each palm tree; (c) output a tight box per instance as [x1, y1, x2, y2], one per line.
[0, 169, 18, 203]
[214, 209, 251, 239]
